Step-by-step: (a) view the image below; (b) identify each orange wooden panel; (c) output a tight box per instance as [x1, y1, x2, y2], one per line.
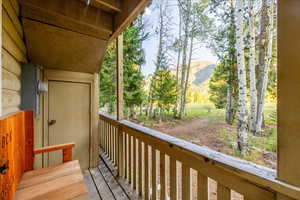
[63, 148, 73, 163]
[24, 110, 34, 171]
[0, 110, 34, 200]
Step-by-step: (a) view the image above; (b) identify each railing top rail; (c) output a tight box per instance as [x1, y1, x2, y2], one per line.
[99, 112, 300, 199]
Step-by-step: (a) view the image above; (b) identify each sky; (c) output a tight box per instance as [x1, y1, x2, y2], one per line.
[140, 1, 218, 76]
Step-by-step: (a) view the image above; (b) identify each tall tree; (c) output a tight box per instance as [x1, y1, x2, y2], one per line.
[255, 0, 275, 134]
[248, 0, 257, 133]
[100, 43, 116, 114]
[235, 0, 248, 155]
[100, 16, 148, 117]
[123, 17, 149, 118]
[208, 0, 238, 124]
[178, 0, 192, 119]
[173, 8, 183, 117]
[148, 0, 172, 117]
[254, 0, 268, 132]
[178, 0, 212, 119]
[151, 70, 177, 122]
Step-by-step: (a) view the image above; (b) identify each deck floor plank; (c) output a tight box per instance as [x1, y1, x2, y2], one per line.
[84, 170, 102, 200]
[89, 167, 115, 200]
[85, 148, 141, 200]
[98, 159, 129, 200]
[99, 148, 140, 200]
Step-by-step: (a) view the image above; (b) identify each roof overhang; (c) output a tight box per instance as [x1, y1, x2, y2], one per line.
[18, 0, 151, 73]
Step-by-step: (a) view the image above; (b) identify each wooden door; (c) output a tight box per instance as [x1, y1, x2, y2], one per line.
[48, 81, 90, 170]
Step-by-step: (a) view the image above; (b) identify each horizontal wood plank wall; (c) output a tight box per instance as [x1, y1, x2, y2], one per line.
[2, 0, 27, 115]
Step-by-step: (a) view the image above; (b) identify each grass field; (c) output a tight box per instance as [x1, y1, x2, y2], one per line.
[185, 103, 276, 121]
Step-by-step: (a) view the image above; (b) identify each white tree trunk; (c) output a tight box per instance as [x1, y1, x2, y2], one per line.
[226, 86, 235, 124]
[174, 8, 182, 117]
[255, 0, 274, 135]
[235, 0, 248, 155]
[179, 0, 192, 119]
[248, 0, 257, 133]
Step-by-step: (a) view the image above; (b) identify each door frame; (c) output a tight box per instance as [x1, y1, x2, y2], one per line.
[42, 69, 99, 168]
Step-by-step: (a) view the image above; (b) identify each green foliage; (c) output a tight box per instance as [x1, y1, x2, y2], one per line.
[209, 62, 228, 109]
[208, 0, 238, 116]
[99, 42, 116, 114]
[100, 17, 148, 115]
[123, 18, 149, 110]
[151, 70, 177, 109]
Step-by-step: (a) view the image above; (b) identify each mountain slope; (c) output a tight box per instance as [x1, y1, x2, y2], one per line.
[170, 60, 216, 87]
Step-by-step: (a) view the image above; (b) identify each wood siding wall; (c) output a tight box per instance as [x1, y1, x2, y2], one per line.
[2, 0, 27, 115]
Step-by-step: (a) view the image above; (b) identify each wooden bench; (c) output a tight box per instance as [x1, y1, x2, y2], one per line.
[0, 111, 88, 200]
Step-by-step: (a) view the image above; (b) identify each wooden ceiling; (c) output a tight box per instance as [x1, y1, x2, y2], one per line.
[18, 0, 151, 73]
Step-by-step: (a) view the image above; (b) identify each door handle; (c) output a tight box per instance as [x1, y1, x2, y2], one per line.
[49, 120, 57, 126]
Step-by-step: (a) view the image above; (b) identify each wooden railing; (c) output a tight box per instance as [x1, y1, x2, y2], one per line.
[99, 113, 300, 200]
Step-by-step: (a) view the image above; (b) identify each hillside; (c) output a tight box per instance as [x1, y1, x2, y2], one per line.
[144, 61, 217, 102]
[169, 60, 216, 86]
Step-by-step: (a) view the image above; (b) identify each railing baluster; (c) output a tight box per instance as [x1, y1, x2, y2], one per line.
[110, 124, 113, 160]
[99, 120, 102, 148]
[112, 125, 114, 162]
[182, 164, 191, 200]
[118, 126, 124, 177]
[107, 123, 110, 157]
[106, 122, 109, 155]
[105, 122, 108, 153]
[217, 183, 231, 200]
[197, 172, 208, 200]
[133, 136, 137, 189]
[114, 126, 117, 165]
[108, 124, 112, 159]
[170, 158, 177, 200]
[129, 134, 132, 184]
[100, 120, 105, 149]
[144, 142, 149, 200]
[115, 126, 118, 166]
[124, 133, 128, 180]
[138, 139, 143, 195]
[152, 147, 157, 200]
[111, 125, 113, 160]
[113, 126, 115, 164]
[160, 152, 166, 200]
[103, 121, 106, 151]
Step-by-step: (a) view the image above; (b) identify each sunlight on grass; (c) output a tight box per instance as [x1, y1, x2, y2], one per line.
[185, 103, 225, 118]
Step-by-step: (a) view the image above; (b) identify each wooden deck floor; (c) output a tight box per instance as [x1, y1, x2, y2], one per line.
[84, 149, 140, 200]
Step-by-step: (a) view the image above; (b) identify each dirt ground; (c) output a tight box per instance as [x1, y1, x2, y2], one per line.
[152, 117, 233, 153]
[141, 116, 277, 169]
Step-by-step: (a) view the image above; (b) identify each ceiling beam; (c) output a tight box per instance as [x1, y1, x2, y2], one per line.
[19, 0, 114, 40]
[93, 0, 122, 13]
[109, 0, 151, 42]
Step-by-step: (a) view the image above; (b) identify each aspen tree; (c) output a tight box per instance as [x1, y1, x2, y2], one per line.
[248, 0, 257, 133]
[235, 0, 248, 155]
[255, 0, 274, 135]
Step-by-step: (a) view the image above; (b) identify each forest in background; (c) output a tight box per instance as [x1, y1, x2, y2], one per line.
[99, 0, 277, 162]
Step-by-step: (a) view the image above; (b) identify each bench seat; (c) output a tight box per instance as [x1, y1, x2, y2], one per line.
[15, 160, 88, 200]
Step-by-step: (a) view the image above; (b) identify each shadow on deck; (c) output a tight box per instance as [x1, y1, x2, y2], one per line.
[84, 148, 140, 200]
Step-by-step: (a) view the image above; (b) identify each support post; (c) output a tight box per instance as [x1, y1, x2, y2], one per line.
[116, 34, 124, 177]
[116, 34, 124, 121]
[278, 0, 300, 187]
